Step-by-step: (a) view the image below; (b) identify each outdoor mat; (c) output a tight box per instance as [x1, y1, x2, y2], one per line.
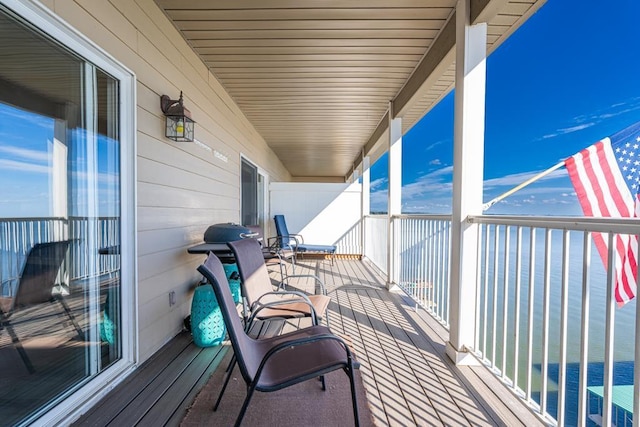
[181, 350, 374, 426]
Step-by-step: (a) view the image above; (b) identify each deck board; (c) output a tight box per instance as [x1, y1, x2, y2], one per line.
[293, 258, 545, 427]
[71, 334, 227, 427]
[69, 258, 545, 426]
[140, 345, 227, 426]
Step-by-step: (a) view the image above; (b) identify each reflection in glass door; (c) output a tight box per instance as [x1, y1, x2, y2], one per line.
[0, 7, 122, 425]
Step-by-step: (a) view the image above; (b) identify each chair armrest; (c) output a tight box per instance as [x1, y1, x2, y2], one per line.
[269, 234, 303, 249]
[249, 291, 318, 326]
[266, 236, 279, 250]
[253, 290, 314, 306]
[264, 240, 295, 260]
[289, 233, 304, 244]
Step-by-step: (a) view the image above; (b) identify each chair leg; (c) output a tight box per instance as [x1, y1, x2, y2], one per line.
[347, 363, 360, 427]
[224, 352, 236, 372]
[235, 384, 257, 427]
[214, 355, 238, 411]
[324, 307, 330, 329]
[1, 320, 35, 374]
[56, 296, 85, 340]
[278, 260, 288, 290]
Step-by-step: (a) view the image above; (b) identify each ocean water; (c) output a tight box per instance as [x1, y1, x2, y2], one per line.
[478, 228, 636, 425]
[398, 225, 636, 425]
[0, 248, 25, 296]
[543, 361, 634, 426]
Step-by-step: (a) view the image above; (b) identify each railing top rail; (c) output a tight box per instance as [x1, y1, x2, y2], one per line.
[0, 217, 69, 222]
[392, 214, 452, 221]
[0, 216, 120, 222]
[468, 214, 640, 234]
[365, 214, 453, 221]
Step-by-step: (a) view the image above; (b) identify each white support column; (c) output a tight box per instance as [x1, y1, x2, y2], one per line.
[362, 156, 371, 216]
[387, 104, 402, 288]
[352, 168, 360, 184]
[361, 155, 370, 257]
[447, 0, 487, 365]
[52, 119, 68, 220]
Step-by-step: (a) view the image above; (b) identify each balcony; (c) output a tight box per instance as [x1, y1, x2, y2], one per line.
[4, 214, 637, 426]
[71, 256, 544, 426]
[1, 1, 637, 426]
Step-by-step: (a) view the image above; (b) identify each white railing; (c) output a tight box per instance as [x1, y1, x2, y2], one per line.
[1, 217, 120, 293]
[394, 215, 452, 326]
[363, 213, 638, 426]
[364, 215, 388, 274]
[68, 216, 121, 280]
[335, 219, 363, 255]
[468, 215, 639, 427]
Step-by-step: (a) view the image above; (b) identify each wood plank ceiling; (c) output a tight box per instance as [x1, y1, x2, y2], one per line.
[155, 0, 545, 180]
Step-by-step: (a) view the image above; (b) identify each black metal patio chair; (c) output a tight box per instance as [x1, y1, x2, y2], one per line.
[228, 237, 330, 330]
[0, 240, 84, 373]
[197, 252, 359, 427]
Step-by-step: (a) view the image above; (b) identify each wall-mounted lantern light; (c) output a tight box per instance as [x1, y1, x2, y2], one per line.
[160, 91, 195, 142]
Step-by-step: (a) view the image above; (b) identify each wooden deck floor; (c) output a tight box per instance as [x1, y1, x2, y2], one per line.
[73, 257, 546, 426]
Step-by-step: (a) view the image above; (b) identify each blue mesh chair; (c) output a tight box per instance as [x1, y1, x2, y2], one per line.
[272, 214, 336, 265]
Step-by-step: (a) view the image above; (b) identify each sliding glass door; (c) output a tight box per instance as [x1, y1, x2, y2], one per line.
[0, 5, 127, 424]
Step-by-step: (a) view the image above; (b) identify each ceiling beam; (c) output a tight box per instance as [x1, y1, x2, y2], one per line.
[349, 0, 514, 178]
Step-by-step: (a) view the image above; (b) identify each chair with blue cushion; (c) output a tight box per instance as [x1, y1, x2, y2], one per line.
[272, 214, 336, 265]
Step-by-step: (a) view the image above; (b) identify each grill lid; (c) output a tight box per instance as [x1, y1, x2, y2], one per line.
[203, 223, 254, 243]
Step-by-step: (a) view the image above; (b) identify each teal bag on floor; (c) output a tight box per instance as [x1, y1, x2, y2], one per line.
[190, 284, 225, 347]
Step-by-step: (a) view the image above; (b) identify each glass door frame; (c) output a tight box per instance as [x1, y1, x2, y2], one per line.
[2, 1, 138, 425]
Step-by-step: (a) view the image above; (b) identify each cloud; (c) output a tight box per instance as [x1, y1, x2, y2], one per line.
[425, 140, 446, 151]
[370, 177, 387, 190]
[401, 166, 453, 199]
[543, 97, 640, 140]
[370, 165, 455, 212]
[429, 159, 441, 165]
[0, 145, 50, 163]
[597, 103, 640, 119]
[71, 170, 120, 186]
[542, 123, 596, 139]
[0, 105, 53, 129]
[0, 158, 50, 174]
[369, 164, 582, 215]
[483, 167, 567, 189]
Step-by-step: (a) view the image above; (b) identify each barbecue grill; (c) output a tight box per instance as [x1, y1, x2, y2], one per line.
[203, 223, 256, 243]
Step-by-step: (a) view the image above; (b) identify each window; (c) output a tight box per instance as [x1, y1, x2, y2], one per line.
[240, 157, 268, 234]
[241, 158, 258, 226]
[0, 5, 133, 424]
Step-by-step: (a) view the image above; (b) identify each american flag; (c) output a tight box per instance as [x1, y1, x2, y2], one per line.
[565, 121, 640, 306]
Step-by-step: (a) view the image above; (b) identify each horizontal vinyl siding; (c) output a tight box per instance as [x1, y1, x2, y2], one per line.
[44, 0, 291, 361]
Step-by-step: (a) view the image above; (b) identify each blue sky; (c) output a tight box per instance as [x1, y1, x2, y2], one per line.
[370, 0, 640, 215]
[0, 104, 120, 217]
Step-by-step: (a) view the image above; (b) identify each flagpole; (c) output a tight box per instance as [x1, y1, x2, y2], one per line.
[482, 161, 565, 211]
